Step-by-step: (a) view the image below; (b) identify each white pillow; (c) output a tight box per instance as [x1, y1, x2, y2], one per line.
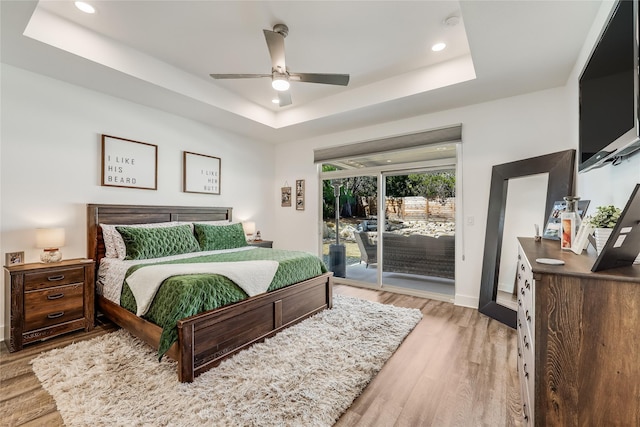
[100, 222, 181, 259]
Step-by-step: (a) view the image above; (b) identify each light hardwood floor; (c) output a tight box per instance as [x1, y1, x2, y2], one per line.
[0, 285, 523, 427]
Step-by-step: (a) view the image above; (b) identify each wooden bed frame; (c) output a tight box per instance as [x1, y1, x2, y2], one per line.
[87, 204, 333, 382]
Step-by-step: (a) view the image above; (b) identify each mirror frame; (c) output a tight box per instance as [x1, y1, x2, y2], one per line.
[478, 149, 576, 328]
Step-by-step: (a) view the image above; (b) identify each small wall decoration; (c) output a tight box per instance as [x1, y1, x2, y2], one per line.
[183, 151, 221, 195]
[101, 135, 158, 190]
[5, 251, 24, 266]
[296, 179, 305, 211]
[281, 186, 292, 207]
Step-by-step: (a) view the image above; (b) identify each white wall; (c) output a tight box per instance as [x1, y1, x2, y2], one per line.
[274, 86, 574, 308]
[0, 64, 276, 336]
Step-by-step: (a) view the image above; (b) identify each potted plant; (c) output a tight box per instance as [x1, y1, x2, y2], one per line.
[588, 205, 622, 254]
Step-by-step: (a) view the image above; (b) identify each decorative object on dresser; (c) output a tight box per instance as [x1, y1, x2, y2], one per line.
[31, 295, 420, 426]
[4, 251, 24, 266]
[479, 149, 576, 329]
[542, 199, 590, 240]
[296, 179, 305, 210]
[36, 227, 65, 263]
[591, 183, 640, 272]
[3, 258, 95, 352]
[516, 237, 640, 425]
[183, 151, 221, 195]
[587, 204, 622, 255]
[87, 203, 332, 382]
[101, 134, 158, 190]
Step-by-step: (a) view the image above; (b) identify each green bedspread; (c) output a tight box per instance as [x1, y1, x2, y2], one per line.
[119, 248, 327, 357]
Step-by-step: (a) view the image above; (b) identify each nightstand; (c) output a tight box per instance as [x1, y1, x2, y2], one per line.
[4, 258, 94, 352]
[248, 240, 273, 248]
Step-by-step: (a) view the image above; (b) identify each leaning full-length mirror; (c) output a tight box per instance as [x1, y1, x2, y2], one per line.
[478, 149, 576, 328]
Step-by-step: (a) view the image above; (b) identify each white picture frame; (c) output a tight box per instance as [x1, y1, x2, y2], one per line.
[183, 151, 221, 195]
[101, 135, 158, 190]
[571, 221, 594, 254]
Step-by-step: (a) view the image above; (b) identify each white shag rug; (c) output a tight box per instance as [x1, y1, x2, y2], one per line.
[31, 295, 422, 427]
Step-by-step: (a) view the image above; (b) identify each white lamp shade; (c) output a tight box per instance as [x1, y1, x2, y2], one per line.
[36, 228, 66, 249]
[242, 221, 256, 236]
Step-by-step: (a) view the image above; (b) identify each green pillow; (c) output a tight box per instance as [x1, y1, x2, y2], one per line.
[194, 223, 248, 251]
[116, 224, 200, 260]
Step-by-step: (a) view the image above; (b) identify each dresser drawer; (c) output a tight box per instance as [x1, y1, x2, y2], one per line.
[24, 283, 84, 330]
[24, 266, 85, 291]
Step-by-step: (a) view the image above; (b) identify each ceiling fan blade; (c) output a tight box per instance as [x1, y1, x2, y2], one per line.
[289, 73, 350, 86]
[278, 91, 292, 107]
[263, 29, 286, 71]
[210, 74, 271, 80]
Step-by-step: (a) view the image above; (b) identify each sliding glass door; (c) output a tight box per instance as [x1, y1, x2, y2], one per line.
[321, 172, 378, 285]
[380, 171, 456, 298]
[320, 157, 457, 301]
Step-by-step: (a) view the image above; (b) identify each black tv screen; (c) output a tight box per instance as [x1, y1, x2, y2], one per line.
[579, 0, 640, 172]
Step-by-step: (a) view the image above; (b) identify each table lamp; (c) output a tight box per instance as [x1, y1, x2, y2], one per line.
[242, 221, 256, 241]
[36, 227, 65, 263]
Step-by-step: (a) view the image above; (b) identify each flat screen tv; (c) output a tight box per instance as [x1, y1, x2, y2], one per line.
[579, 0, 640, 172]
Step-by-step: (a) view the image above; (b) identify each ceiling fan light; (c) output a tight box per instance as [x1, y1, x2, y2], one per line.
[75, 1, 96, 14]
[272, 78, 290, 91]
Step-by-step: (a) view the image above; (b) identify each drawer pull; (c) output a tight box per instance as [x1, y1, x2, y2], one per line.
[525, 280, 530, 290]
[524, 363, 529, 378]
[47, 275, 65, 282]
[526, 310, 531, 322]
[521, 264, 525, 271]
[520, 287, 525, 296]
[47, 293, 65, 300]
[47, 311, 65, 319]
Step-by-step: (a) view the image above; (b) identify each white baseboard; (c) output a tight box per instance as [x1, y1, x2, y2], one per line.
[454, 293, 479, 309]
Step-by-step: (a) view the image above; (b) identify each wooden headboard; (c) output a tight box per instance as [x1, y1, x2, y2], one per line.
[87, 204, 233, 264]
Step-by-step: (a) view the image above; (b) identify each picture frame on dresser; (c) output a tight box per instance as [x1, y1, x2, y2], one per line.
[183, 151, 221, 195]
[101, 134, 158, 190]
[5, 251, 24, 266]
[591, 183, 640, 271]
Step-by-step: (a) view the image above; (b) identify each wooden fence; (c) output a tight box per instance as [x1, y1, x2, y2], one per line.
[358, 196, 455, 221]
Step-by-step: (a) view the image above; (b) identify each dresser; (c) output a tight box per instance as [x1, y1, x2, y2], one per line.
[516, 237, 640, 426]
[4, 258, 95, 352]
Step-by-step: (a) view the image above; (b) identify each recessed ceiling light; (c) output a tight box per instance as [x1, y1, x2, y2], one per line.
[272, 98, 280, 104]
[432, 42, 446, 52]
[75, 1, 96, 14]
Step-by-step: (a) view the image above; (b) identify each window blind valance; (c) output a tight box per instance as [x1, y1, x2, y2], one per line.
[313, 124, 462, 164]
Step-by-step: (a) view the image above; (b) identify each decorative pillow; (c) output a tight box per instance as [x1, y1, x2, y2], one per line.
[101, 222, 180, 259]
[194, 223, 248, 251]
[116, 224, 200, 260]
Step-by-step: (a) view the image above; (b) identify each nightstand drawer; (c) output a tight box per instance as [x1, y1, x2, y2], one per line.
[24, 283, 84, 330]
[24, 266, 85, 291]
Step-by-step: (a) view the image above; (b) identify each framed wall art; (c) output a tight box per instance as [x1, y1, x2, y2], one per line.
[296, 179, 305, 210]
[5, 251, 24, 266]
[281, 186, 292, 207]
[101, 135, 158, 190]
[183, 151, 221, 195]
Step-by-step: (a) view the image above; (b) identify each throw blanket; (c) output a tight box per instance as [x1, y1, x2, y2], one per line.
[126, 260, 279, 316]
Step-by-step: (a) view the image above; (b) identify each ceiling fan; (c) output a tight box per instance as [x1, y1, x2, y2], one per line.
[209, 24, 350, 107]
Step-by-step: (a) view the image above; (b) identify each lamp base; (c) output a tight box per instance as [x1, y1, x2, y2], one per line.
[41, 249, 62, 263]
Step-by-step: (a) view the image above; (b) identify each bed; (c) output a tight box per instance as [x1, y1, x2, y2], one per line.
[87, 204, 333, 382]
